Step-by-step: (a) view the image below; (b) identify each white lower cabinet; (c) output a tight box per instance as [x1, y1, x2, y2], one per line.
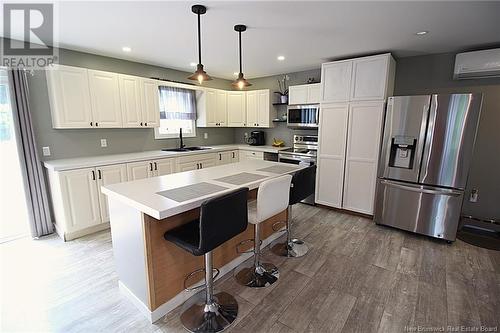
[49, 163, 127, 240]
[176, 153, 217, 172]
[97, 164, 128, 222]
[126, 158, 175, 180]
[216, 150, 239, 165]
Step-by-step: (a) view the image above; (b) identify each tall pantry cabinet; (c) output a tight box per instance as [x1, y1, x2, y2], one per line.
[316, 53, 395, 215]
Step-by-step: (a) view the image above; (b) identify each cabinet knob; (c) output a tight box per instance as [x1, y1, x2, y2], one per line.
[98, 169, 102, 179]
[91, 170, 96, 180]
[90, 122, 93, 126]
[140, 122, 143, 126]
[95, 122, 99, 127]
[145, 122, 148, 126]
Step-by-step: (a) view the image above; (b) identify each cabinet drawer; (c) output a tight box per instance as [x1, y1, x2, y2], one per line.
[177, 153, 217, 164]
[240, 150, 264, 160]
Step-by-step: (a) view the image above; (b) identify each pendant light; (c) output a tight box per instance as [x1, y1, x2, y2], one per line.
[188, 5, 212, 84]
[232, 24, 252, 89]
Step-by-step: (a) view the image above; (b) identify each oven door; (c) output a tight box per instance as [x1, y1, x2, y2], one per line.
[287, 106, 319, 128]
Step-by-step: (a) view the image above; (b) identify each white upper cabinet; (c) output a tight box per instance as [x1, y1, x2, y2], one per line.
[216, 90, 227, 126]
[307, 83, 321, 104]
[46, 64, 93, 128]
[288, 85, 308, 105]
[321, 61, 353, 103]
[227, 91, 246, 127]
[257, 89, 272, 128]
[246, 89, 273, 128]
[350, 55, 393, 101]
[197, 88, 227, 127]
[246, 90, 258, 127]
[321, 53, 395, 104]
[48, 65, 161, 129]
[119, 74, 143, 127]
[141, 79, 160, 128]
[88, 70, 123, 128]
[289, 83, 321, 105]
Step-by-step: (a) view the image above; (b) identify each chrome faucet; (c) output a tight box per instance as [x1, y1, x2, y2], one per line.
[179, 128, 185, 149]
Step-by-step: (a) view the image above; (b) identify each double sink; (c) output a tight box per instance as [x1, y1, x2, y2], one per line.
[162, 146, 212, 153]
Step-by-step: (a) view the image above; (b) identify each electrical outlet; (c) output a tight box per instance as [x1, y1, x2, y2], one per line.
[204, 133, 208, 139]
[42, 146, 51, 156]
[244, 132, 248, 139]
[469, 189, 479, 202]
[100, 139, 107, 148]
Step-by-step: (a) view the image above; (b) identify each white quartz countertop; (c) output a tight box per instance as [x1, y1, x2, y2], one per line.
[43, 144, 290, 171]
[101, 160, 303, 220]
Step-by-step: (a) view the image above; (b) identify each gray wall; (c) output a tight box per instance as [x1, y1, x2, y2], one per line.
[25, 46, 235, 161]
[394, 52, 500, 220]
[233, 68, 321, 146]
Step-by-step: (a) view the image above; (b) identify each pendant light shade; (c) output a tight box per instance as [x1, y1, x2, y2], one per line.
[232, 24, 252, 89]
[188, 5, 212, 84]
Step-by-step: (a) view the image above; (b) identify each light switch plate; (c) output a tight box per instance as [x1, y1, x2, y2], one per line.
[100, 139, 107, 148]
[42, 146, 51, 156]
[204, 133, 208, 139]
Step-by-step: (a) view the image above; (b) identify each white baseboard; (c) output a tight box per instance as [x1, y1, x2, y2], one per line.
[119, 231, 283, 323]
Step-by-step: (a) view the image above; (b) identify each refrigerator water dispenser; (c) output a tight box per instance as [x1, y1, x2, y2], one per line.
[389, 136, 416, 169]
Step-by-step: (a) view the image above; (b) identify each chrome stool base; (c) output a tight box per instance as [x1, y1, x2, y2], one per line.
[270, 238, 309, 258]
[180, 291, 238, 333]
[234, 263, 279, 288]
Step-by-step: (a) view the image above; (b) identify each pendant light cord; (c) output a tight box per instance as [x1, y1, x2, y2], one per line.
[239, 30, 242, 74]
[198, 13, 202, 65]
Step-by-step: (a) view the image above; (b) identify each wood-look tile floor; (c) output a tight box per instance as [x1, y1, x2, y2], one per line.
[1, 205, 499, 332]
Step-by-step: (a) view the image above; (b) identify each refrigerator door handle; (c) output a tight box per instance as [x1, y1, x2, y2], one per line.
[380, 180, 462, 196]
[419, 95, 438, 182]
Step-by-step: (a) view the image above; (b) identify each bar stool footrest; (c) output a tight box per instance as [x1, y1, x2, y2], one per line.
[236, 238, 263, 254]
[183, 267, 221, 291]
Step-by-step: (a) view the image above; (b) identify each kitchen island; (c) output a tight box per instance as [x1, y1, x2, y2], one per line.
[101, 160, 303, 322]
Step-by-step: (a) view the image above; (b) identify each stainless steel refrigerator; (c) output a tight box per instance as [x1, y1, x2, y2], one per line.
[374, 93, 482, 241]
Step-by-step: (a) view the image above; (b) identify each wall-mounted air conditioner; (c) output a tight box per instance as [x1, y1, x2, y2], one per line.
[454, 48, 500, 80]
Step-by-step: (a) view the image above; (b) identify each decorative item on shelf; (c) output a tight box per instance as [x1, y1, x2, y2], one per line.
[272, 138, 285, 147]
[307, 77, 318, 84]
[274, 74, 289, 104]
[187, 5, 212, 84]
[232, 24, 252, 89]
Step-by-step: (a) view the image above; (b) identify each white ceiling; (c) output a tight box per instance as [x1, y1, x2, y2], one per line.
[4, 1, 500, 79]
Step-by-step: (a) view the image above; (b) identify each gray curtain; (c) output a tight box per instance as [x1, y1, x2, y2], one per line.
[158, 86, 197, 120]
[9, 69, 53, 238]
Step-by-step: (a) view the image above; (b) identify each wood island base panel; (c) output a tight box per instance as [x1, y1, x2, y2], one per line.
[108, 190, 287, 323]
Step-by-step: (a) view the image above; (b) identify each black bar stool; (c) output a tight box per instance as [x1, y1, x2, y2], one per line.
[164, 187, 249, 333]
[271, 165, 316, 258]
[234, 175, 292, 288]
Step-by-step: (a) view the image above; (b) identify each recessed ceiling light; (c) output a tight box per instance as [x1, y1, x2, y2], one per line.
[277, 55, 285, 61]
[415, 31, 428, 36]
[122, 46, 132, 52]
[190, 62, 197, 67]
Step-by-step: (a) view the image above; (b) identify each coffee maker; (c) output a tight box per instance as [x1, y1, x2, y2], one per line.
[247, 131, 265, 146]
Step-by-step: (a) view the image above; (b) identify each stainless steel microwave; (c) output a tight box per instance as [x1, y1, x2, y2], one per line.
[287, 105, 319, 128]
